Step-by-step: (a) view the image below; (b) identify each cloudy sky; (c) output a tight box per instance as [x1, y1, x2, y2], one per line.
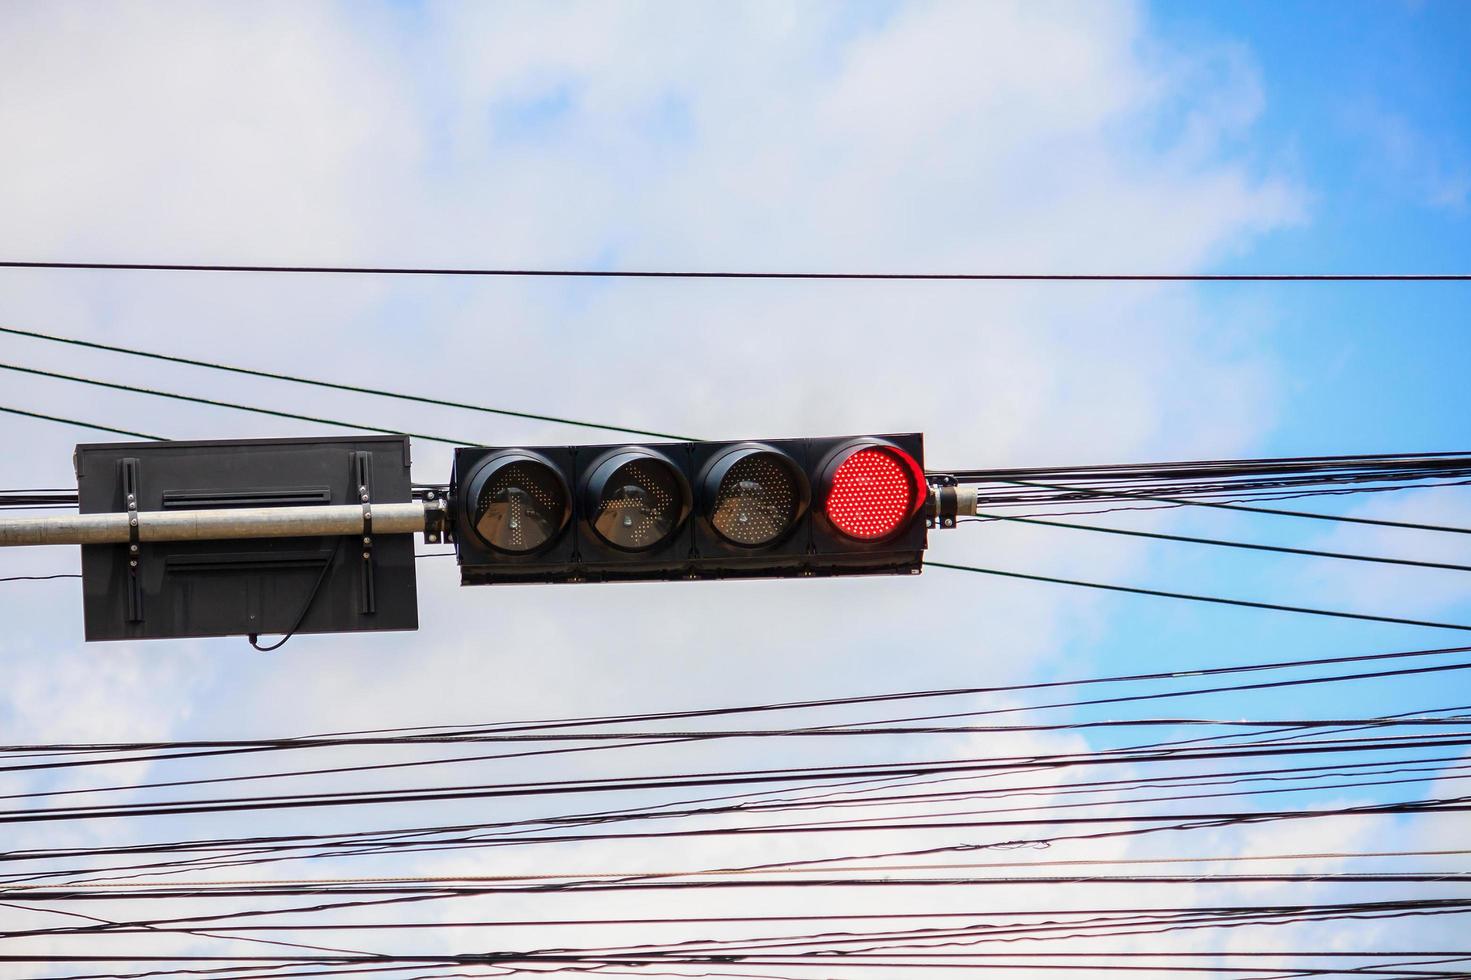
[0, 1, 1468, 975]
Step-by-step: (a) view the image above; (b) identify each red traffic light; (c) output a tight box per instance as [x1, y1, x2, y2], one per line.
[821, 443, 926, 541]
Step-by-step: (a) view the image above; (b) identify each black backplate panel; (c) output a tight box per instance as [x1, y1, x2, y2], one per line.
[76, 435, 418, 642]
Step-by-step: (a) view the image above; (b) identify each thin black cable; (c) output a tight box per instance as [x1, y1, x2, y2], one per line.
[9, 715, 1471, 753]
[0, 403, 163, 440]
[948, 459, 1471, 516]
[0, 325, 688, 441]
[14, 899, 1468, 944]
[965, 514, 1471, 572]
[18, 950, 1471, 962]
[6, 646, 1469, 762]
[248, 541, 342, 653]
[9, 867, 1471, 901]
[0, 362, 477, 447]
[306, 643, 1471, 738]
[927, 561, 1471, 631]
[807, 661, 1471, 733]
[995, 483, 1471, 521]
[17, 899, 1471, 930]
[0, 573, 80, 582]
[5, 261, 1471, 280]
[966, 475, 1471, 535]
[3, 741, 1466, 826]
[22, 906, 1471, 947]
[2, 902, 385, 961]
[16, 760, 1464, 884]
[13, 753, 1460, 877]
[0, 491, 80, 505]
[946, 451, 1471, 482]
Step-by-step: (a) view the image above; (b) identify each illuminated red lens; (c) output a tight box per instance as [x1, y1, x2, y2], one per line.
[826, 448, 914, 540]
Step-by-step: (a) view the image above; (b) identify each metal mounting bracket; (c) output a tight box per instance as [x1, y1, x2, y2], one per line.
[926, 473, 959, 529]
[353, 451, 376, 615]
[420, 489, 449, 544]
[122, 457, 143, 622]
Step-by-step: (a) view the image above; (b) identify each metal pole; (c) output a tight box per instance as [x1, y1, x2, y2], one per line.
[0, 501, 440, 547]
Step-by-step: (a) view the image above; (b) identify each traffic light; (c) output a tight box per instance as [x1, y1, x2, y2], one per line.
[450, 433, 928, 585]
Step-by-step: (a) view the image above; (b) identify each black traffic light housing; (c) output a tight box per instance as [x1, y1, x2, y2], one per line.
[451, 432, 926, 585]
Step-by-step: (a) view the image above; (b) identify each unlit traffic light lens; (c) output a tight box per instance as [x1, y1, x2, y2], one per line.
[825, 447, 915, 540]
[587, 453, 689, 551]
[708, 451, 804, 547]
[469, 456, 570, 554]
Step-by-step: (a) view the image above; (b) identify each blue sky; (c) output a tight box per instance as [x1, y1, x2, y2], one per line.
[1158, 1, 1469, 456]
[0, 0, 1468, 970]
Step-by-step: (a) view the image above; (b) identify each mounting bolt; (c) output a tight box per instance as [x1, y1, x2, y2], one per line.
[362, 551, 371, 560]
[425, 490, 436, 500]
[362, 536, 372, 545]
[129, 518, 138, 527]
[942, 518, 955, 528]
[427, 533, 439, 543]
[129, 544, 139, 554]
[129, 560, 138, 568]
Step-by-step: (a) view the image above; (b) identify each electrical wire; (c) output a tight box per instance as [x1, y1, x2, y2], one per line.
[248, 541, 342, 652]
[18, 848, 1470, 888]
[4, 738, 1467, 825]
[0, 403, 163, 440]
[0, 325, 688, 441]
[13, 642, 1464, 749]
[10, 750, 1460, 881]
[926, 561, 1471, 631]
[0, 361, 477, 447]
[14, 755, 1466, 884]
[962, 475, 1471, 535]
[5, 260, 1471, 280]
[964, 514, 1471, 572]
[9, 867, 1470, 900]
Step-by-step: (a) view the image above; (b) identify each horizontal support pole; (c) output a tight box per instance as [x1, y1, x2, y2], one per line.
[0, 502, 438, 547]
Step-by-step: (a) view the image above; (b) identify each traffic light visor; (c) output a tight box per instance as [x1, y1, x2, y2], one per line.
[584, 449, 692, 551]
[468, 453, 571, 554]
[702, 447, 809, 547]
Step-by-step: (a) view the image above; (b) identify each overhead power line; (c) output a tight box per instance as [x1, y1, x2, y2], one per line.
[7, 643, 1466, 751]
[7, 754, 1462, 877]
[967, 514, 1471, 573]
[10, 868, 1470, 899]
[968, 474, 1471, 535]
[3, 740, 1466, 825]
[929, 561, 1471, 632]
[0, 361, 479, 447]
[0, 325, 688, 441]
[4, 260, 1470, 281]
[0, 404, 163, 441]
